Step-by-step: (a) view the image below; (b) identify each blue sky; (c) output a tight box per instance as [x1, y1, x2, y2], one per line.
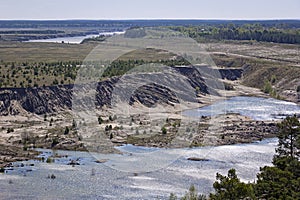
[1, 0, 299, 20]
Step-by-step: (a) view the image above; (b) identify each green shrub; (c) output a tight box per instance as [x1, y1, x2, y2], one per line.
[64, 126, 69, 135]
[161, 127, 167, 135]
[263, 80, 273, 94]
[7, 128, 14, 133]
[46, 157, 54, 163]
[98, 116, 103, 124]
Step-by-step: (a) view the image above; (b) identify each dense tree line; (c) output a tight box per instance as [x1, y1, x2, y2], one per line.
[101, 58, 190, 78]
[1, 20, 299, 29]
[211, 27, 300, 44]
[171, 23, 300, 44]
[0, 30, 64, 34]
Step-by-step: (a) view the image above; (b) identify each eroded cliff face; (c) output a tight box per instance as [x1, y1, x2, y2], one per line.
[0, 86, 73, 115]
[242, 64, 300, 103]
[0, 67, 243, 115]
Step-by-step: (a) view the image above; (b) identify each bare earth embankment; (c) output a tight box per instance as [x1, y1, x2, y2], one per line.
[0, 40, 299, 168]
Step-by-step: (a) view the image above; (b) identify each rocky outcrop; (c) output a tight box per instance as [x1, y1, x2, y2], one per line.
[219, 68, 243, 81]
[191, 119, 278, 147]
[129, 83, 180, 107]
[0, 86, 73, 115]
[173, 66, 208, 94]
[127, 66, 209, 107]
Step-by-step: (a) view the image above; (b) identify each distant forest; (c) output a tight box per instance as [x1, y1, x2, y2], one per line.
[0, 19, 300, 29]
[171, 23, 300, 44]
[0, 19, 299, 44]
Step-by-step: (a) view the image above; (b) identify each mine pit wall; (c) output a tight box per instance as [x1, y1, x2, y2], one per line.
[0, 68, 244, 115]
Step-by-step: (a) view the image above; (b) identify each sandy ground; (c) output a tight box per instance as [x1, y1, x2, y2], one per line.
[0, 75, 275, 168]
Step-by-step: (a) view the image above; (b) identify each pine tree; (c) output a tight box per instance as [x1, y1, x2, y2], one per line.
[276, 115, 300, 158]
[255, 115, 300, 199]
[210, 169, 255, 200]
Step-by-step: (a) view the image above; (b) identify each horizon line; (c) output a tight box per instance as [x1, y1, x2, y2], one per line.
[1, 18, 300, 21]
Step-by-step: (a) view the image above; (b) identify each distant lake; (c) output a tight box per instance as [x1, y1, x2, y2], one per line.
[183, 96, 300, 121]
[26, 31, 125, 44]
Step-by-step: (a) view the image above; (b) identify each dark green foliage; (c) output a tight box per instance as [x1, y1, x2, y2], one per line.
[64, 126, 69, 135]
[169, 193, 177, 200]
[46, 157, 54, 163]
[101, 60, 145, 78]
[171, 23, 300, 44]
[181, 185, 207, 200]
[270, 75, 277, 84]
[49, 118, 54, 126]
[51, 138, 59, 148]
[0, 30, 64, 35]
[255, 115, 300, 199]
[101, 58, 190, 78]
[47, 173, 56, 179]
[7, 127, 14, 133]
[276, 115, 300, 159]
[98, 116, 103, 124]
[255, 166, 300, 200]
[0, 57, 190, 88]
[209, 169, 255, 200]
[161, 127, 167, 135]
[0, 60, 80, 88]
[263, 80, 273, 94]
[52, 79, 59, 85]
[105, 125, 113, 131]
[72, 119, 77, 128]
[263, 80, 279, 98]
[297, 85, 300, 93]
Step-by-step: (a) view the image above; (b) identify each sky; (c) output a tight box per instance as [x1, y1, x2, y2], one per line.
[1, 0, 299, 20]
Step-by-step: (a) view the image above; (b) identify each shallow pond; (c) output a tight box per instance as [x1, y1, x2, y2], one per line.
[0, 138, 277, 199]
[183, 96, 300, 120]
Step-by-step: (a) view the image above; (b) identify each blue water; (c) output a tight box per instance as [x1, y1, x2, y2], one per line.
[26, 31, 125, 44]
[0, 138, 277, 199]
[1, 96, 292, 199]
[183, 96, 300, 120]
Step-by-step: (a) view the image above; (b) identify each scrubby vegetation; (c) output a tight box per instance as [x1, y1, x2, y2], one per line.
[263, 80, 280, 99]
[0, 51, 190, 88]
[0, 61, 80, 88]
